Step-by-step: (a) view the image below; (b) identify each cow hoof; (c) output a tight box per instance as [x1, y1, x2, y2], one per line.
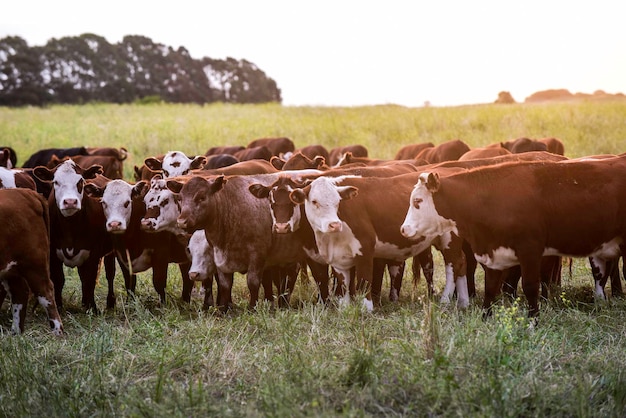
[362, 298, 374, 312]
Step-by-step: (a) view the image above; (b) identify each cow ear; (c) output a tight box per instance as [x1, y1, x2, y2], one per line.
[83, 165, 103, 179]
[289, 185, 310, 205]
[249, 183, 271, 199]
[133, 165, 143, 181]
[338, 185, 358, 201]
[270, 156, 285, 170]
[144, 157, 163, 172]
[190, 156, 207, 170]
[424, 172, 440, 192]
[210, 175, 227, 193]
[33, 166, 54, 182]
[84, 183, 104, 199]
[166, 180, 184, 194]
[131, 181, 149, 200]
[313, 156, 326, 168]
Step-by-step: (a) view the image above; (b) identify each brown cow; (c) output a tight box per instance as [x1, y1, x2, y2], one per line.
[205, 145, 245, 156]
[292, 144, 330, 162]
[415, 139, 470, 163]
[328, 145, 369, 166]
[0, 188, 64, 335]
[459, 146, 512, 161]
[394, 142, 435, 160]
[538, 137, 565, 155]
[234, 145, 273, 162]
[500, 137, 548, 153]
[246, 137, 295, 157]
[271, 153, 328, 171]
[401, 155, 626, 318]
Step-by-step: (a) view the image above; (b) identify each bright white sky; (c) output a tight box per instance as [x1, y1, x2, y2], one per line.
[2, 0, 624, 107]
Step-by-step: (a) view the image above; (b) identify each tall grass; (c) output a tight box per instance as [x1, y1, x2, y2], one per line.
[1, 101, 626, 417]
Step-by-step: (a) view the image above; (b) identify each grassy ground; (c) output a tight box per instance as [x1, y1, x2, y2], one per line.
[1, 101, 626, 417]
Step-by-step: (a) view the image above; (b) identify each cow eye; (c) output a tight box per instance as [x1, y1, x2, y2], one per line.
[163, 170, 170, 177]
[102, 201, 108, 209]
[182, 169, 189, 175]
[413, 198, 423, 209]
[311, 200, 318, 207]
[124, 201, 130, 208]
[160, 198, 169, 207]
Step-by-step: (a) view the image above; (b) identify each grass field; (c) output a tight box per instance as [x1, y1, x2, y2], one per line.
[1, 101, 626, 417]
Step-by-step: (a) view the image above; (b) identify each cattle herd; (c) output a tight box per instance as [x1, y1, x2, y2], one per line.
[0, 135, 624, 336]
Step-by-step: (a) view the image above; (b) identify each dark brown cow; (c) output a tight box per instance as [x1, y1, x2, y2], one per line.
[0, 188, 64, 335]
[205, 145, 245, 156]
[33, 159, 120, 312]
[246, 137, 295, 157]
[87, 147, 128, 161]
[394, 142, 435, 160]
[22, 146, 89, 168]
[415, 139, 470, 163]
[401, 155, 626, 318]
[234, 145, 273, 162]
[500, 137, 548, 153]
[204, 154, 240, 169]
[328, 144, 369, 166]
[293, 144, 330, 162]
[0, 147, 18, 168]
[538, 137, 565, 155]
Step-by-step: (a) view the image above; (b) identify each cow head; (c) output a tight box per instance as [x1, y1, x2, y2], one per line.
[167, 175, 225, 233]
[85, 179, 146, 233]
[249, 176, 307, 234]
[139, 174, 183, 233]
[144, 151, 207, 178]
[289, 176, 358, 234]
[401, 172, 453, 240]
[186, 230, 216, 281]
[33, 159, 102, 217]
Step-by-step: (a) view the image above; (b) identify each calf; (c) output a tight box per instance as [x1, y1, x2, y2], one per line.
[33, 160, 118, 312]
[400, 156, 626, 318]
[0, 188, 64, 335]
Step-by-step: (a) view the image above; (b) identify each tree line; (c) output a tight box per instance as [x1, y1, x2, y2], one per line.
[0, 34, 282, 106]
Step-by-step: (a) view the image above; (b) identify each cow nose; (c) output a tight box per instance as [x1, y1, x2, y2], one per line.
[108, 221, 123, 232]
[274, 223, 291, 234]
[327, 221, 342, 232]
[63, 198, 78, 209]
[177, 219, 188, 229]
[140, 218, 154, 231]
[189, 271, 200, 281]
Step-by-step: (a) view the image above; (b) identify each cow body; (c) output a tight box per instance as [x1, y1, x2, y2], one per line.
[394, 142, 435, 160]
[401, 156, 626, 317]
[246, 137, 295, 157]
[415, 139, 470, 163]
[0, 188, 64, 335]
[328, 145, 369, 166]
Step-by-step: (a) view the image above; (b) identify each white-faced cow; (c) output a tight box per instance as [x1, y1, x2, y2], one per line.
[33, 159, 118, 312]
[84, 179, 201, 306]
[144, 150, 207, 178]
[0, 188, 64, 335]
[400, 155, 626, 318]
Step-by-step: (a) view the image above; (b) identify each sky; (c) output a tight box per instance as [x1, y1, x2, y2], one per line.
[2, 0, 625, 107]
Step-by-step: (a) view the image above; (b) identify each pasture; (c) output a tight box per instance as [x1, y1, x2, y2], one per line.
[1, 101, 626, 417]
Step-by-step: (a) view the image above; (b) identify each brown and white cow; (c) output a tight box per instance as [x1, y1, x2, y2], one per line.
[0, 166, 37, 190]
[288, 173, 461, 311]
[415, 139, 470, 163]
[0, 188, 64, 335]
[0, 147, 17, 168]
[144, 150, 207, 178]
[33, 159, 119, 312]
[84, 179, 202, 306]
[400, 155, 626, 318]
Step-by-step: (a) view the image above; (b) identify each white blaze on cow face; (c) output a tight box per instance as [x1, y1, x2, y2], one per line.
[141, 176, 182, 233]
[401, 172, 458, 240]
[51, 160, 86, 217]
[303, 176, 358, 234]
[187, 230, 215, 281]
[0, 167, 17, 188]
[100, 180, 133, 233]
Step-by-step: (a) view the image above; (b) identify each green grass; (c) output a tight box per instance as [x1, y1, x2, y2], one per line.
[1, 101, 626, 417]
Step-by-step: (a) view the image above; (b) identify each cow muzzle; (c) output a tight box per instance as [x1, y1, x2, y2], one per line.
[140, 218, 156, 231]
[107, 221, 125, 233]
[273, 223, 292, 234]
[326, 221, 342, 233]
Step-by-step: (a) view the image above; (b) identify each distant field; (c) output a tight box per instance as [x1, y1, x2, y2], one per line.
[1, 101, 626, 417]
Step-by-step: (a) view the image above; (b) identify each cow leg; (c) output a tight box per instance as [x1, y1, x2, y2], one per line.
[371, 258, 385, 306]
[246, 261, 266, 310]
[355, 254, 375, 312]
[589, 256, 609, 300]
[388, 260, 406, 303]
[77, 258, 100, 313]
[261, 267, 276, 305]
[5, 276, 29, 335]
[103, 253, 117, 309]
[216, 271, 234, 312]
[332, 267, 352, 308]
[179, 262, 193, 303]
[541, 256, 562, 299]
[520, 258, 542, 319]
[608, 257, 623, 297]
[482, 267, 505, 318]
[202, 276, 215, 309]
[151, 262, 168, 305]
[307, 260, 330, 303]
[278, 262, 299, 308]
[502, 266, 521, 299]
[50, 254, 65, 310]
[22, 268, 64, 336]
[115, 252, 137, 297]
[462, 240, 477, 298]
[414, 248, 434, 297]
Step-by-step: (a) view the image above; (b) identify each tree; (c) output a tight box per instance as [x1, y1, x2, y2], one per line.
[0, 36, 49, 106]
